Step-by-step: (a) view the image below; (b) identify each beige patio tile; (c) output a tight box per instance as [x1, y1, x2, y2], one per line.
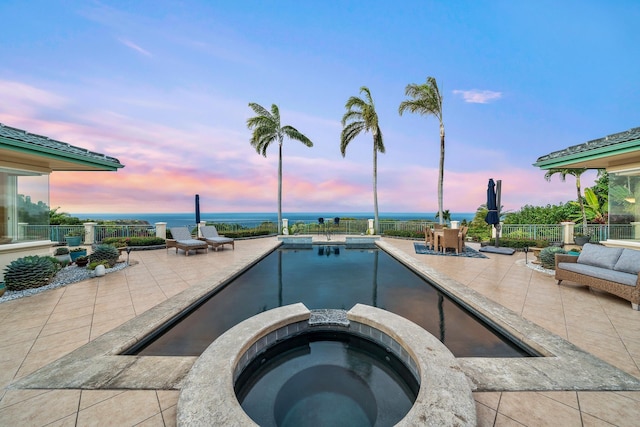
[476, 401, 498, 427]
[538, 391, 579, 409]
[156, 390, 179, 412]
[0, 390, 80, 426]
[497, 392, 582, 426]
[0, 324, 42, 348]
[474, 391, 501, 409]
[76, 390, 161, 426]
[582, 413, 617, 426]
[40, 313, 93, 337]
[579, 391, 640, 427]
[136, 412, 166, 426]
[162, 403, 178, 426]
[494, 412, 527, 426]
[29, 325, 91, 354]
[79, 389, 127, 410]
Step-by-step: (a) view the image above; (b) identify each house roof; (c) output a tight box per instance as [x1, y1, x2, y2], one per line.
[0, 123, 124, 172]
[534, 127, 640, 171]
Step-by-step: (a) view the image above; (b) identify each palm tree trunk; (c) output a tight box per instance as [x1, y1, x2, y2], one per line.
[373, 143, 379, 234]
[277, 141, 283, 234]
[576, 176, 587, 234]
[437, 122, 445, 225]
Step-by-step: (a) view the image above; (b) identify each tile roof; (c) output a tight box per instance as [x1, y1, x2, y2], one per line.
[535, 127, 640, 163]
[0, 123, 123, 168]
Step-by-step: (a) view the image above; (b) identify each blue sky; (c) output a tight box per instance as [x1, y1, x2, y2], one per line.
[1, 0, 638, 214]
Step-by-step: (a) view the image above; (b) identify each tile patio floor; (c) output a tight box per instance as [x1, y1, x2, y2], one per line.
[0, 236, 638, 426]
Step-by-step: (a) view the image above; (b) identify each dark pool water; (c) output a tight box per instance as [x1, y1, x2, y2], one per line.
[130, 245, 531, 357]
[235, 331, 419, 427]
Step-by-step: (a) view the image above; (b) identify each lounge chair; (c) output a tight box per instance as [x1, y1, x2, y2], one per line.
[200, 225, 235, 250]
[167, 227, 208, 256]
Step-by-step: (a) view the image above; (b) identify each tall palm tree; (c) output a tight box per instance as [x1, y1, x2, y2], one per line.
[544, 168, 588, 233]
[340, 86, 385, 234]
[399, 76, 445, 224]
[247, 103, 313, 234]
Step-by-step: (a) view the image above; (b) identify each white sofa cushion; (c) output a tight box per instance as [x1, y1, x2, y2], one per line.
[613, 248, 640, 275]
[577, 243, 623, 270]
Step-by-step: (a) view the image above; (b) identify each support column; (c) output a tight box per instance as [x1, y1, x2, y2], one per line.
[83, 222, 97, 244]
[561, 222, 575, 245]
[156, 222, 167, 239]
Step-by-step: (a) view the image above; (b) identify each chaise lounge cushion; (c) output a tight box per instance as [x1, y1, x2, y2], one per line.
[613, 248, 640, 275]
[577, 243, 623, 269]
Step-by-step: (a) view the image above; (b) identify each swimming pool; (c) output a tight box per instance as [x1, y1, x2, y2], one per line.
[129, 244, 531, 357]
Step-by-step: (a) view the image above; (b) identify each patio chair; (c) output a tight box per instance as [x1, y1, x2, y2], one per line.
[459, 226, 469, 250]
[424, 227, 435, 250]
[199, 225, 235, 251]
[168, 227, 208, 256]
[441, 228, 462, 254]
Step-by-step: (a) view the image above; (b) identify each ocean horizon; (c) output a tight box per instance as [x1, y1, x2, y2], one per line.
[72, 212, 477, 228]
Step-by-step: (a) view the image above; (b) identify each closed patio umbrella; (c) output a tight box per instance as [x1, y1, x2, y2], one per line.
[195, 194, 201, 224]
[485, 179, 501, 247]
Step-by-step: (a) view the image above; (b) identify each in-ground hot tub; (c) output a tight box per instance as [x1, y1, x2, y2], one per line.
[177, 303, 476, 426]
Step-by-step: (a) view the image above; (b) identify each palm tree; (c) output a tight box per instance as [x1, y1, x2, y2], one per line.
[247, 103, 313, 234]
[399, 76, 445, 224]
[544, 168, 588, 233]
[340, 86, 385, 234]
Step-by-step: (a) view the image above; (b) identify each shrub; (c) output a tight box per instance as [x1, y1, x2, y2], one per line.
[90, 244, 120, 267]
[102, 237, 166, 247]
[88, 260, 110, 270]
[539, 246, 567, 269]
[382, 230, 423, 239]
[54, 247, 70, 255]
[3, 255, 59, 291]
[487, 238, 550, 249]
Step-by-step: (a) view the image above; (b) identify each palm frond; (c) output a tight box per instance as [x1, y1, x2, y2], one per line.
[282, 126, 313, 147]
[248, 102, 271, 119]
[340, 120, 366, 156]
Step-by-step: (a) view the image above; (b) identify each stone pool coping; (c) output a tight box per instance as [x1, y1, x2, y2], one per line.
[10, 239, 640, 393]
[177, 303, 476, 426]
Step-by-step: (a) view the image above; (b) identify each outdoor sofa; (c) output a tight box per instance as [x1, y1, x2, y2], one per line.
[167, 227, 209, 256]
[555, 243, 640, 310]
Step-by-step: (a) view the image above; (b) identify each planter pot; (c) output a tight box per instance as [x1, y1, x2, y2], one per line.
[70, 249, 87, 262]
[94, 264, 106, 277]
[55, 254, 72, 264]
[574, 236, 591, 246]
[0, 282, 5, 297]
[65, 236, 82, 247]
[75, 258, 89, 267]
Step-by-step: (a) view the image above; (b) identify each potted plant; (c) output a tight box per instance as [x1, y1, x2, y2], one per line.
[70, 247, 87, 262]
[75, 255, 89, 267]
[573, 232, 591, 246]
[54, 247, 72, 263]
[65, 229, 85, 247]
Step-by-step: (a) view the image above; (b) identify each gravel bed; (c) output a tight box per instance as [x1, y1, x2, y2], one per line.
[0, 262, 129, 303]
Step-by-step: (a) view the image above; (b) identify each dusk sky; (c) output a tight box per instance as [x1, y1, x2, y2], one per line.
[1, 1, 638, 215]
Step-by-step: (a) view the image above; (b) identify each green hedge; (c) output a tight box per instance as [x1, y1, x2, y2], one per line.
[486, 237, 550, 249]
[382, 230, 423, 239]
[221, 230, 273, 238]
[102, 237, 166, 247]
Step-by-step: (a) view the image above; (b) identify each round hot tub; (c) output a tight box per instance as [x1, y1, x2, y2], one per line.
[177, 303, 476, 426]
[235, 331, 419, 426]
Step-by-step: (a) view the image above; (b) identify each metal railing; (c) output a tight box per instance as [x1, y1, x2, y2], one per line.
[501, 224, 563, 242]
[11, 221, 639, 244]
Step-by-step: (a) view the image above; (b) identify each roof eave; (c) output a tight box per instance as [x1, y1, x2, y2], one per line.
[0, 138, 123, 171]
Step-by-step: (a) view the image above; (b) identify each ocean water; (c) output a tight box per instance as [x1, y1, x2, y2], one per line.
[72, 212, 476, 228]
